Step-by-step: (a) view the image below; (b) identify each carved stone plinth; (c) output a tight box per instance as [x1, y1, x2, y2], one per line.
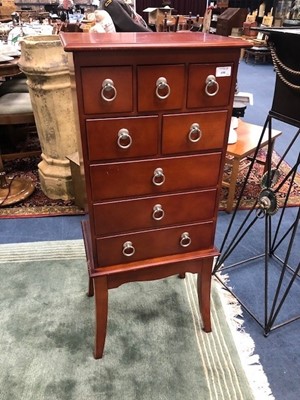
[19, 35, 78, 200]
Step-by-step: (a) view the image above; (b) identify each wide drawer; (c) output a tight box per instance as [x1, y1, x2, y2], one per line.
[187, 64, 233, 109]
[137, 64, 185, 112]
[86, 115, 159, 161]
[93, 189, 217, 236]
[95, 221, 215, 267]
[81, 66, 133, 114]
[162, 110, 228, 155]
[90, 153, 222, 201]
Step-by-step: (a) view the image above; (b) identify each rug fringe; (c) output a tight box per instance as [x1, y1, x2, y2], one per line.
[214, 273, 275, 400]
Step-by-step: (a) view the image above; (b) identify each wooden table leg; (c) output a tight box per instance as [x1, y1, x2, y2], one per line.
[93, 276, 108, 359]
[226, 157, 240, 213]
[263, 138, 275, 173]
[0, 153, 4, 172]
[197, 257, 213, 333]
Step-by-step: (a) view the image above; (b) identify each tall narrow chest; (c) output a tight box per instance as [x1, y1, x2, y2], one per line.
[60, 32, 247, 358]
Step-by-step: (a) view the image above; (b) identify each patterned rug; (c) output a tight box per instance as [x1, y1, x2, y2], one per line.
[0, 156, 85, 218]
[219, 150, 300, 211]
[0, 151, 299, 218]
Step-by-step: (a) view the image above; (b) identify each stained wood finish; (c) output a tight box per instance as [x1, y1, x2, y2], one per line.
[90, 153, 221, 201]
[93, 189, 217, 236]
[60, 32, 250, 52]
[96, 221, 215, 267]
[137, 64, 185, 112]
[60, 32, 250, 358]
[86, 115, 159, 161]
[162, 110, 228, 154]
[81, 66, 133, 114]
[187, 63, 234, 109]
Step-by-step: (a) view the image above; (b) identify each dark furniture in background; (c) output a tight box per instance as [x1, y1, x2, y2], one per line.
[136, 0, 276, 19]
[216, 7, 248, 36]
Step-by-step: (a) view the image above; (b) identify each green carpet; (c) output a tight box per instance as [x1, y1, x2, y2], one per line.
[0, 240, 270, 400]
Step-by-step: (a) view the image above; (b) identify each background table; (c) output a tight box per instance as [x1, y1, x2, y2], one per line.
[0, 57, 21, 79]
[222, 120, 282, 213]
[244, 46, 271, 64]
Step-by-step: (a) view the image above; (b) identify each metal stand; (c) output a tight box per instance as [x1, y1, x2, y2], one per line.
[213, 112, 300, 335]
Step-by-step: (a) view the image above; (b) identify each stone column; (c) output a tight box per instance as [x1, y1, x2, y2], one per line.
[18, 35, 78, 200]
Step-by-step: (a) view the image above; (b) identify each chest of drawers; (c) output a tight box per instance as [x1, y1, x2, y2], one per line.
[60, 32, 247, 359]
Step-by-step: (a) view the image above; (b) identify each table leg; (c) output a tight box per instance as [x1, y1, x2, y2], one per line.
[0, 153, 4, 172]
[226, 158, 240, 213]
[93, 276, 108, 359]
[197, 257, 213, 333]
[244, 50, 249, 63]
[264, 138, 275, 173]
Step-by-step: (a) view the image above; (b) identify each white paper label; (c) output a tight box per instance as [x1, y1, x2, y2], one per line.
[216, 66, 232, 77]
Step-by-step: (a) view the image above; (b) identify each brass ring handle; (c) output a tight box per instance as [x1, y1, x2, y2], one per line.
[180, 232, 191, 247]
[101, 78, 117, 102]
[122, 241, 135, 257]
[188, 123, 202, 143]
[155, 77, 171, 100]
[205, 75, 219, 97]
[152, 204, 165, 221]
[152, 167, 165, 186]
[117, 128, 132, 149]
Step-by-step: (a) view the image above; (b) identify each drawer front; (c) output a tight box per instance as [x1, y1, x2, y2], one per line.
[90, 153, 222, 201]
[187, 64, 233, 109]
[137, 65, 185, 112]
[93, 189, 217, 236]
[86, 115, 159, 161]
[162, 110, 228, 155]
[96, 222, 214, 267]
[81, 66, 133, 114]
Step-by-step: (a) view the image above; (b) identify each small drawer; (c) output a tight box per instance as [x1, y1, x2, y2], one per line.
[93, 189, 217, 236]
[96, 221, 215, 267]
[187, 64, 233, 109]
[137, 65, 185, 112]
[86, 115, 159, 161]
[90, 153, 222, 201]
[162, 110, 228, 155]
[81, 66, 133, 114]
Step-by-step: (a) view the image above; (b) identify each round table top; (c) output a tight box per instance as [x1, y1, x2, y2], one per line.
[0, 57, 21, 78]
